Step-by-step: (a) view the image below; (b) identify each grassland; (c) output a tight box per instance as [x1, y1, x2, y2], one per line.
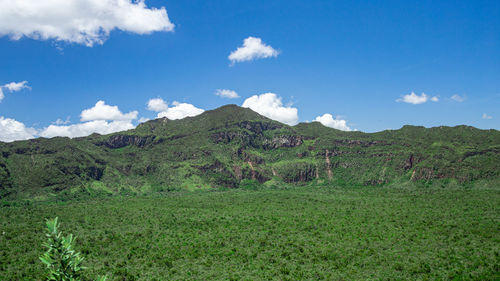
[1, 186, 499, 280]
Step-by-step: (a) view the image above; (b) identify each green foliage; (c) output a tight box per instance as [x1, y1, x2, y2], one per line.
[39, 217, 107, 281]
[0, 105, 499, 200]
[239, 179, 260, 190]
[1, 187, 498, 280]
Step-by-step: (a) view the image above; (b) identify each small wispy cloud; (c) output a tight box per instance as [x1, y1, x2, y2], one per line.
[215, 89, 239, 99]
[53, 116, 71, 125]
[3, 81, 31, 92]
[450, 94, 465, 102]
[482, 113, 493, 120]
[396, 92, 439, 104]
[0, 80, 30, 102]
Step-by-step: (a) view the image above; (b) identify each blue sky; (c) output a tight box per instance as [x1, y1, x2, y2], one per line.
[0, 0, 499, 141]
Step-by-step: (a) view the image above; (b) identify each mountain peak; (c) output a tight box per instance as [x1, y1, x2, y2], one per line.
[134, 104, 277, 136]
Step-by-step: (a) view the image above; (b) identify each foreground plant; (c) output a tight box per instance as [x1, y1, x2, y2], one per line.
[40, 217, 107, 281]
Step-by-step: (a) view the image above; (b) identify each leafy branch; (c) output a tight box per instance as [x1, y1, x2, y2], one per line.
[40, 217, 107, 281]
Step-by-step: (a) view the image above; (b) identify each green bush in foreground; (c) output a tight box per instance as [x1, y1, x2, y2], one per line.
[40, 217, 107, 281]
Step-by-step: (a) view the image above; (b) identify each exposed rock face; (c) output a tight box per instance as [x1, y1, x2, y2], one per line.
[275, 162, 316, 183]
[237, 121, 283, 133]
[411, 167, 435, 181]
[325, 149, 333, 180]
[247, 161, 257, 180]
[263, 136, 303, 149]
[404, 154, 414, 170]
[212, 131, 303, 150]
[87, 166, 104, 180]
[97, 135, 157, 149]
[211, 131, 249, 144]
[195, 160, 240, 187]
[282, 166, 316, 183]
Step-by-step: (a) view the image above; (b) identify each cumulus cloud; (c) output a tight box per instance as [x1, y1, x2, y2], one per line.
[228, 37, 279, 64]
[314, 114, 352, 131]
[242, 93, 298, 125]
[396, 92, 439, 104]
[482, 113, 493, 120]
[0, 0, 174, 47]
[146, 98, 204, 120]
[0, 80, 30, 102]
[147, 98, 168, 112]
[0, 116, 37, 142]
[450, 94, 465, 102]
[40, 120, 135, 138]
[40, 101, 137, 138]
[156, 101, 204, 120]
[215, 89, 239, 99]
[80, 100, 137, 121]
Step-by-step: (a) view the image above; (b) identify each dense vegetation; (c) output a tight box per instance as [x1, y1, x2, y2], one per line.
[0, 105, 498, 279]
[1, 187, 498, 280]
[0, 105, 499, 200]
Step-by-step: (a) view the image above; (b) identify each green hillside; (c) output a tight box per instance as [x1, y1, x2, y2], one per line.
[1, 105, 499, 200]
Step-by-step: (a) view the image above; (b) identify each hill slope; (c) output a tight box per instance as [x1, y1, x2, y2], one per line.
[1, 104, 499, 199]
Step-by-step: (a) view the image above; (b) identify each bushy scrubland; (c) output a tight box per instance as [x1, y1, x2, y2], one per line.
[1, 186, 498, 280]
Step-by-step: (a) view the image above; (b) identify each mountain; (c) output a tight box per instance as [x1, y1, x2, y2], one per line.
[1, 104, 499, 200]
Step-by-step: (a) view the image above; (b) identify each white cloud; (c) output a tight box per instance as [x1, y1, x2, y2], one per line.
[40, 100, 137, 138]
[228, 37, 279, 64]
[0, 116, 37, 142]
[215, 89, 239, 99]
[482, 113, 493, 120]
[53, 117, 71, 125]
[0, 0, 174, 47]
[146, 98, 205, 120]
[156, 101, 204, 120]
[147, 98, 168, 112]
[242, 93, 298, 125]
[450, 94, 465, 102]
[0, 80, 30, 102]
[80, 100, 137, 121]
[3, 81, 30, 92]
[314, 114, 352, 131]
[396, 92, 438, 104]
[40, 120, 135, 138]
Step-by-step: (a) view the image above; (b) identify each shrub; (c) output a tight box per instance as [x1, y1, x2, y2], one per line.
[39, 217, 107, 281]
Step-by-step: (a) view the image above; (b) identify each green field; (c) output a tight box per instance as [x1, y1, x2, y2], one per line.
[1, 187, 499, 280]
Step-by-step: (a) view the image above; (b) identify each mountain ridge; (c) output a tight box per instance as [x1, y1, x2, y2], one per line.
[1, 105, 499, 200]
